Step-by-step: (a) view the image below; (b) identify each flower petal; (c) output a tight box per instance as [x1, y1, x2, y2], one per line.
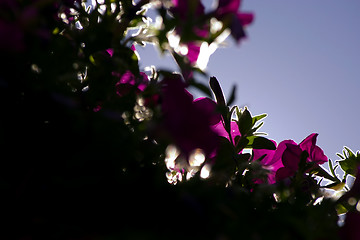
[276, 167, 295, 182]
[193, 97, 221, 125]
[217, 0, 241, 16]
[311, 145, 328, 164]
[237, 12, 254, 26]
[212, 121, 240, 143]
[299, 133, 318, 154]
[282, 143, 302, 171]
[270, 140, 296, 166]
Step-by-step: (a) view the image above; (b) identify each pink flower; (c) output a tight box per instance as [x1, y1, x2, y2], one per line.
[215, 0, 254, 42]
[171, 0, 208, 64]
[252, 140, 292, 184]
[212, 121, 240, 145]
[160, 76, 220, 158]
[275, 133, 328, 181]
[115, 71, 149, 97]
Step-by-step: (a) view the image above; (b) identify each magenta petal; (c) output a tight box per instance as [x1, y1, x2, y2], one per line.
[299, 133, 328, 164]
[212, 121, 228, 139]
[276, 167, 295, 182]
[115, 71, 149, 96]
[270, 140, 296, 166]
[193, 97, 221, 125]
[230, 15, 246, 42]
[161, 76, 219, 157]
[217, 0, 241, 15]
[282, 143, 302, 171]
[212, 121, 240, 143]
[194, 26, 209, 38]
[186, 42, 201, 64]
[106, 48, 114, 57]
[252, 147, 275, 166]
[138, 72, 149, 91]
[299, 133, 318, 153]
[311, 145, 328, 165]
[229, 121, 241, 142]
[118, 71, 136, 85]
[268, 159, 285, 175]
[172, 0, 204, 19]
[237, 12, 254, 26]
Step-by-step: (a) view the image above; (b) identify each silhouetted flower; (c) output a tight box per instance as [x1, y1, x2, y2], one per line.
[170, 0, 208, 64]
[214, 0, 254, 42]
[161, 76, 219, 158]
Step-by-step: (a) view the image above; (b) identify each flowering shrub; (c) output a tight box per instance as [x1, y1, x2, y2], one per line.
[1, 0, 359, 239]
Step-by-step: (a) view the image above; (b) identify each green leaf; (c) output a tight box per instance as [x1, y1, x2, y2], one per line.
[212, 137, 237, 179]
[245, 136, 276, 150]
[337, 147, 360, 177]
[309, 165, 339, 182]
[189, 79, 212, 97]
[227, 85, 236, 106]
[323, 181, 346, 191]
[328, 159, 341, 182]
[252, 113, 267, 125]
[236, 153, 251, 162]
[237, 107, 252, 136]
[235, 136, 248, 153]
[336, 203, 349, 215]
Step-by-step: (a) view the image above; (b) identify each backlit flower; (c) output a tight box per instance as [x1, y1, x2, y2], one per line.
[252, 140, 292, 184]
[214, 0, 254, 42]
[276, 133, 328, 181]
[160, 76, 219, 158]
[170, 0, 208, 64]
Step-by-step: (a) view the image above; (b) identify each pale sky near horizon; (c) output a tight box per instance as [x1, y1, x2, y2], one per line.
[136, 1, 360, 164]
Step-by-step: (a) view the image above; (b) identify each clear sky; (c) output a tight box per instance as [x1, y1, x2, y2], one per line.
[137, 1, 360, 162]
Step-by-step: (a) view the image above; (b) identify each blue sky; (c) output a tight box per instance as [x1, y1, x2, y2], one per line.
[137, 1, 360, 162]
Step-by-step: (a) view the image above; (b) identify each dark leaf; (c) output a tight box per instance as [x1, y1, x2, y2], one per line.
[227, 85, 236, 106]
[338, 147, 360, 177]
[310, 165, 340, 183]
[209, 76, 226, 106]
[189, 79, 212, 97]
[247, 136, 276, 150]
[237, 108, 252, 136]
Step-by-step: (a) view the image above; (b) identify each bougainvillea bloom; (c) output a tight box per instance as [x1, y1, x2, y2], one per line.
[161, 76, 219, 158]
[276, 133, 328, 181]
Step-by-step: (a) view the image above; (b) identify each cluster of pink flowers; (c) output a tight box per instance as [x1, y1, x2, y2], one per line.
[170, 0, 253, 64]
